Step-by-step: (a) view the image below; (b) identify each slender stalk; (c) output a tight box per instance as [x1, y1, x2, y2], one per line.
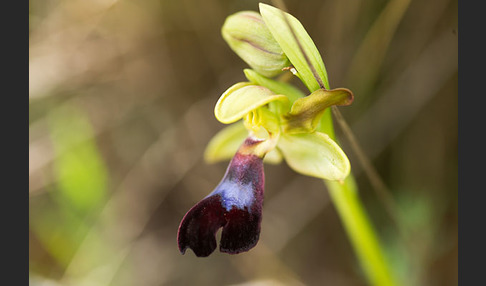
[296, 50, 397, 285]
[331, 105, 408, 239]
[322, 110, 397, 286]
[326, 175, 396, 286]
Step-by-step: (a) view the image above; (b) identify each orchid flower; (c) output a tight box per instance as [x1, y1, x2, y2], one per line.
[178, 3, 353, 257]
[178, 137, 266, 257]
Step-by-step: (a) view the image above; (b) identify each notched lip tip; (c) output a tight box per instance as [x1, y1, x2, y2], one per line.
[179, 242, 216, 257]
[192, 248, 214, 258]
[220, 249, 246, 255]
[178, 245, 187, 255]
[220, 240, 258, 255]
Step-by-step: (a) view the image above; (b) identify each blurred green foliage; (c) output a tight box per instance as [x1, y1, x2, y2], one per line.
[50, 105, 108, 213]
[30, 104, 110, 277]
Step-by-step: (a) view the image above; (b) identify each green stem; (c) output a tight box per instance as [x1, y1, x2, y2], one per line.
[302, 69, 397, 285]
[321, 99, 397, 286]
[325, 175, 396, 286]
[321, 101, 395, 286]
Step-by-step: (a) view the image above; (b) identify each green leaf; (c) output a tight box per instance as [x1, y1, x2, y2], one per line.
[259, 3, 329, 92]
[215, 82, 289, 124]
[283, 88, 354, 133]
[48, 104, 108, 213]
[278, 131, 350, 181]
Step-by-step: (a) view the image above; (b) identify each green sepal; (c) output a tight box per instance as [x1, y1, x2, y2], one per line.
[278, 131, 351, 181]
[204, 121, 248, 163]
[215, 82, 289, 124]
[222, 11, 290, 78]
[204, 121, 282, 164]
[264, 148, 283, 164]
[283, 88, 354, 134]
[244, 68, 305, 104]
[259, 3, 329, 92]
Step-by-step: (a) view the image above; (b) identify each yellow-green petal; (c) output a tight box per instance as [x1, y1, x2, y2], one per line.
[215, 83, 289, 124]
[283, 88, 354, 134]
[278, 131, 350, 181]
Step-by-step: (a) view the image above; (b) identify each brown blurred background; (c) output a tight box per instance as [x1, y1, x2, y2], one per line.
[29, 0, 457, 285]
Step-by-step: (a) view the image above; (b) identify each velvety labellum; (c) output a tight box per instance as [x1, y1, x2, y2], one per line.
[177, 139, 265, 257]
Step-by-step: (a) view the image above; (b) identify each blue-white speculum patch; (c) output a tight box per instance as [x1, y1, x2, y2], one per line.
[211, 180, 255, 211]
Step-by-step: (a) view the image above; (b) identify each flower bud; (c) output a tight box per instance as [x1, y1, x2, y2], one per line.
[222, 11, 290, 78]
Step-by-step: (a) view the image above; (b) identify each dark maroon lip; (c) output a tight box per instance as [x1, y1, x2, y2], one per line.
[177, 145, 265, 257]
